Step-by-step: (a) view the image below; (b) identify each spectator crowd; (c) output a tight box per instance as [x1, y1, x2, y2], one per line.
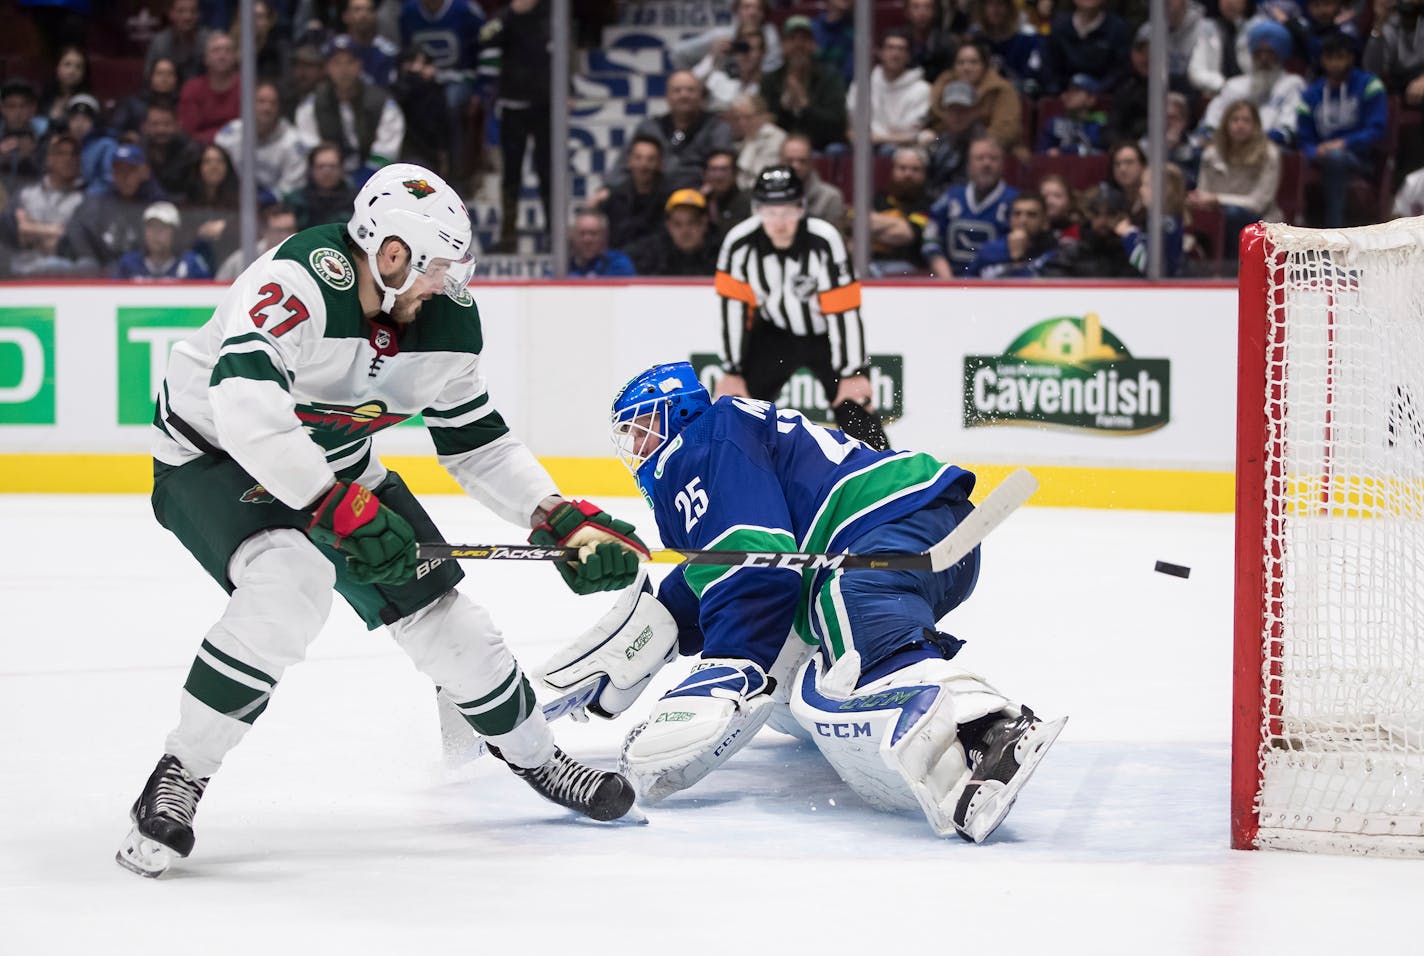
[0, 0, 1419, 280]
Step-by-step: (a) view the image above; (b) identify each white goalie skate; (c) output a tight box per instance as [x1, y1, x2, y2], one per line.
[952, 707, 1067, 843]
[620, 658, 776, 803]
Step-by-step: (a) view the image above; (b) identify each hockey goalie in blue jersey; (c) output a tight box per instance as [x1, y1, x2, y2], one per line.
[539, 361, 1066, 841]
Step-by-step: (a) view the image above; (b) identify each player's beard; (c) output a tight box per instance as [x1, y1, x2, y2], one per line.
[390, 286, 432, 324]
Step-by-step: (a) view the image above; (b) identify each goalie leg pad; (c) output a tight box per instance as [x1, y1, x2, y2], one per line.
[789, 652, 1012, 835]
[620, 658, 775, 803]
[538, 569, 679, 719]
[763, 628, 818, 740]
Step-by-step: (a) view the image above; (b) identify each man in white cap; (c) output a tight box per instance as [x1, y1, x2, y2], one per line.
[114, 201, 212, 279]
[923, 80, 984, 192]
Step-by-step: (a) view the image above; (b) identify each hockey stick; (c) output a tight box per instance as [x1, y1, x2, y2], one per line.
[419, 467, 1039, 575]
[439, 679, 608, 764]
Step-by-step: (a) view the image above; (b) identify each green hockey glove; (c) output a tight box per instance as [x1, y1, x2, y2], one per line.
[308, 481, 419, 586]
[529, 499, 650, 595]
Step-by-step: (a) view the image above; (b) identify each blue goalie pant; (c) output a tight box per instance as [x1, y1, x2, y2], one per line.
[808, 498, 980, 683]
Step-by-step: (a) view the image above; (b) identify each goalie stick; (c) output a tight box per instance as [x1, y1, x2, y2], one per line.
[420, 467, 1039, 575]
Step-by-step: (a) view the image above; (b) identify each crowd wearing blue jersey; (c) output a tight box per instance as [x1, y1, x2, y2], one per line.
[0, 0, 1416, 282]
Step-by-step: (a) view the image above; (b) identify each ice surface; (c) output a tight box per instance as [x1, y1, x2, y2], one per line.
[1, 495, 1416, 954]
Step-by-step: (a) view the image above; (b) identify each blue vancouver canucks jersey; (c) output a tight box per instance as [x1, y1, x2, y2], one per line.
[645, 397, 974, 668]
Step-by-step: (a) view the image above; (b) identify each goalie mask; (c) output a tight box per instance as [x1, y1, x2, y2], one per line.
[347, 163, 475, 310]
[611, 362, 711, 482]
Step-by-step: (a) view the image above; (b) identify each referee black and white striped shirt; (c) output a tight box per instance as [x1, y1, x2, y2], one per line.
[714, 214, 867, 377]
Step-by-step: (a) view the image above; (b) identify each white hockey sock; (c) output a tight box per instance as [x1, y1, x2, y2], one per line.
[485, 710, 555, 769]
[165, 530, 335, 779]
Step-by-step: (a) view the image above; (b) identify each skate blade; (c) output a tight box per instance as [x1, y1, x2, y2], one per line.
[614, 803, 649, 825]
[115, 827, 175, 878]
[958, 716, 1068, 844]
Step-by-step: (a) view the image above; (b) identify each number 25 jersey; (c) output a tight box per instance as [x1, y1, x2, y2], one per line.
[646, 397, 974, 665]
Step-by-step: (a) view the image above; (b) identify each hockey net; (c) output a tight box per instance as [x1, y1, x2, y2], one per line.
[1233, 220, 1424, 856]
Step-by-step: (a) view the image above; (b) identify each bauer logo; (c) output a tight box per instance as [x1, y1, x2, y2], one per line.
[962, 313, 1170, 433]
[0, 307, 56, 425]
[691, 353, 904, 423]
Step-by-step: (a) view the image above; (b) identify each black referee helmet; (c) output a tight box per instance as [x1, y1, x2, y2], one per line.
[751, 164, 805, 204]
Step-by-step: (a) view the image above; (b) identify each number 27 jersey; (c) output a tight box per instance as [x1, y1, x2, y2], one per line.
[647, 397, 974, 665]
[153, 223, 514, 513]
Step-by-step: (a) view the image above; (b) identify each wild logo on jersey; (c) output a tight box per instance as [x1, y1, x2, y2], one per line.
[238, 483, 276, 505]
[962, 312, 1170, 433]
[308, 247, 354, 290]
[295, 400, 410, 450]
[403, 179, 435, 199]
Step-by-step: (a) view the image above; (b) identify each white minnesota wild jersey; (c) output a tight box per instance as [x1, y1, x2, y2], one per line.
[153, 222, 556, 523]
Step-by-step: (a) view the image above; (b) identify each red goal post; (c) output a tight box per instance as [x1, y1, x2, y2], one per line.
[1233, 220, 1424, 856]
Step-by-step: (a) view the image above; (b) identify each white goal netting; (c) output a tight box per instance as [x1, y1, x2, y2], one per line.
[1249, 219, 1424, 855]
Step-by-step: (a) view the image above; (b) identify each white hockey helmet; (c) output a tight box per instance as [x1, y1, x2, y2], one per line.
[347, 163, 475, 309]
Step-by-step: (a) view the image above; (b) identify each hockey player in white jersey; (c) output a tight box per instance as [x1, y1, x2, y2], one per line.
[116, 164, 649, 878]
[538, 361, 1066, 841]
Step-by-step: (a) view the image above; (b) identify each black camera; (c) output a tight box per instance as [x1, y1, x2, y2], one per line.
[731, 39, 752, 54]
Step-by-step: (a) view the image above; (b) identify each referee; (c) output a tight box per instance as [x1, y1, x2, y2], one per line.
[713, 165, 889, 450]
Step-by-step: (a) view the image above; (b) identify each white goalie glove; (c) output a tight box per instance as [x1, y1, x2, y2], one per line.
[538, 568, 680, 720]
[789, 651, 1017, 837]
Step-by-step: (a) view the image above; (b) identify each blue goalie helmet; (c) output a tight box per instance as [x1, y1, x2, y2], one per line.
[611, 362, 711, 478]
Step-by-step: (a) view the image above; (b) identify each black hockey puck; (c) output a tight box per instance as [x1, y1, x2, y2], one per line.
[1154, 561, 1191, 579]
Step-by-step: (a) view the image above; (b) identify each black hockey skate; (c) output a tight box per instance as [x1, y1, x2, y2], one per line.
[115, 754, 210, 877]
[489, 745, 637, 822]
[953, 706, 1067, 844]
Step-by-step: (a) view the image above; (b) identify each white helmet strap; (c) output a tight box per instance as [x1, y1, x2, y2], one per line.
[366, 239, 417, 312]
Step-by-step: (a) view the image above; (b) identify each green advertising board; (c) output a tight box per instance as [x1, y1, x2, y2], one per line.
[690, 353, 904, 424]
[0, 307, 57, 425]
[962, 314, 1171, 434]
[116, 307, 212, 425]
